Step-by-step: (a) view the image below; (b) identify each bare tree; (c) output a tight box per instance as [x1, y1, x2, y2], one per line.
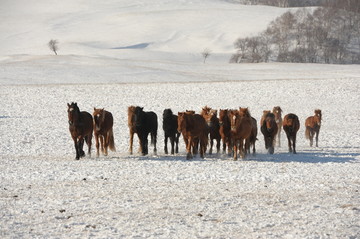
[48, 39, 59, 55]
[201, 48, 211, 63]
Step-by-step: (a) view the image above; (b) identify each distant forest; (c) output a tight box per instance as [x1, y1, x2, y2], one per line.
[230, 0, 360, 64]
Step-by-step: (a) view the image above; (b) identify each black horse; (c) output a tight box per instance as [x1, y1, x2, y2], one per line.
[163, 109, 181, 155]
[134, 106, 158, 155]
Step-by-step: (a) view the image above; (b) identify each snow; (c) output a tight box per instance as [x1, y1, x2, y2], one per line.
[1, 0, 360, 238]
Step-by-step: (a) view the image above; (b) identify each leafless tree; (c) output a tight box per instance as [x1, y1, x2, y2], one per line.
[201, 48, 211, 63]
[48, 39, 59, 55]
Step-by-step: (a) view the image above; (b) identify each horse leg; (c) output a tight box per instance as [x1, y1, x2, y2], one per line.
[186, 137, 193, 160]
[170, 136, 175, 155]
[164, 135, 169, 154]
[209, 138, 213, 155]
[315, 129, 319, 147]
[216, 138, 220, 154]
[233, 139, 238, 160]
[94, 133, 100, 157]
[193, 138, 199, 156]
[152, 132, 157, 155]
[175, 134, 180, 154]
[129, 132, 134, 155]
[73, 137, 80, 160]
[85, 134, 92, 158]
[99, 135, 104, 156]
[104, 133, 109, 156]
[277, 128, 281, 147]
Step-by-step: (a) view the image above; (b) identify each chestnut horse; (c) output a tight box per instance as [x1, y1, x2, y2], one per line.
[93, 108, 116, 157]
[272, 106, 283, 147]
[128, 106, 138, 154]
[67, 102, 93, 160]
[260, 110, 278, 154]
[163, 109, 180, 155]
[178, 112, 208, 160]
[305, 109, 322, 147]
[283, 113, 300, 154]
[229, 109, 253, 160]
[201, 106, 221, 154]
[219, 109, 232, 154]
[239, 107, 257, 155]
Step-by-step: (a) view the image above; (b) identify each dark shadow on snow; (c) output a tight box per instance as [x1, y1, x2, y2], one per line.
[112, 43, 151, 50]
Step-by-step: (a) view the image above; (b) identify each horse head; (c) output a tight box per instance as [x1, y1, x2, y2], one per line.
[219, 109, 228, 126]
[239, 107, 251, 117]
[229, 110, 240, 132]
[314, 109, 322, 126]
[133, 106, 145, 127]
[93, 107, 105, 131]
[67, 102, 80, 126]
[177, 112, 185, 133]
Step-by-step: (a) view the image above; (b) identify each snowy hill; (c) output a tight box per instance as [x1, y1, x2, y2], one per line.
[0, 0, 359, 238]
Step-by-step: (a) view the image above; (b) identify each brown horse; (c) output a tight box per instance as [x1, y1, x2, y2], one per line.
[229, 109, 253, 160]
[305, 109, 322, 147]
[128, 106, 138, 154]
[272, 106, 283, 147]
[178, 112, 208, 160]
[283, 113, 300, 154]
[93, 108, 116, 157]
[260, 110, 278, 154]
[239, 107, 257, 155]
[219, 109, 232, 154]
[201, 106, 221, 154]
[67, 102, 93, 160]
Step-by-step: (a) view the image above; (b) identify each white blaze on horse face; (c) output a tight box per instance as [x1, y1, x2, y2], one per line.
[69, 108, 74, 112]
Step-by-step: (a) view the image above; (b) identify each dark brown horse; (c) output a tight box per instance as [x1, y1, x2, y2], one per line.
[67, 102, 93, 160]
[178, 112, 208, 160]
[201, 106, 221, 154]
[93, 108, 116, 157]
[163, 109, 180, 155]
[239, 107, 257, 155]
[305, 109, 322, 147]
[229, 109, 253, 160]
[272, 106, 283, 147]
[260, 110, 278, 154]
[219, 109, 232, 154]
[134, 106, 158, 156]
[283, 113, 300, 154]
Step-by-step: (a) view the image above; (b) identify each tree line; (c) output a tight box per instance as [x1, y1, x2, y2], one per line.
[230, 0, 360, 64]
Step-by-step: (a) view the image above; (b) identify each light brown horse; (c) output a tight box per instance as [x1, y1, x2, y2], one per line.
[93, 108, 116, 157]
[305, 109, 322, 147]
[178, 112, 208, 160]
[229, 109, 253, 160]
[201, 106, 221, 154]
[272, 106, 283, 147]
[67, 102, 93, 160]
[283, 113, 300, 154]
[239, 107, 257, 155]
[219, 109, 232, 154]
[260, 110, 278, 154]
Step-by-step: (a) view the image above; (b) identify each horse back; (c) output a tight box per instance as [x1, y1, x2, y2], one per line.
[145, 111, 158, 132]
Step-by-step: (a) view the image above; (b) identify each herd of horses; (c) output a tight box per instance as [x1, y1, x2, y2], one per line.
[67, 102, 322, 160]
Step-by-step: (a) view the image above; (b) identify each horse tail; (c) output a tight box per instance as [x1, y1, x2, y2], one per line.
[305, 126, 310, 140]
[151, 130, 157, 146]
[108, 128, 116, 152]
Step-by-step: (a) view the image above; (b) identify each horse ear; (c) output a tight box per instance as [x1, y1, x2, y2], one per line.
[94, 107, 96, 111]
[67, 103, 70, 107]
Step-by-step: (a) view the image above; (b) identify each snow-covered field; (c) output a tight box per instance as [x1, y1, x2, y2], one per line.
[1, 0, 360, 238]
